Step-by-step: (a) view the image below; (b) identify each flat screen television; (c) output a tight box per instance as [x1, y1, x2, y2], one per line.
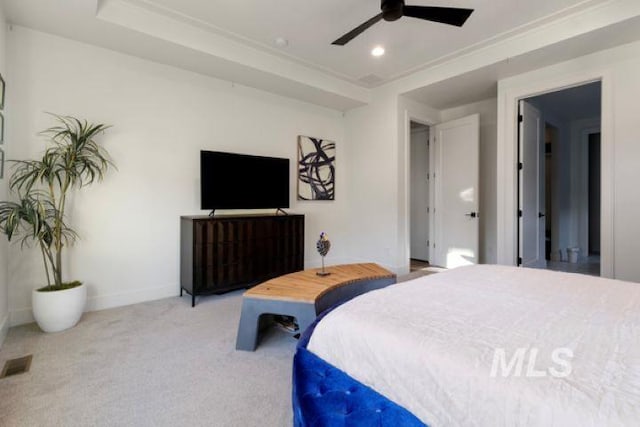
[200, 150, 290, 211]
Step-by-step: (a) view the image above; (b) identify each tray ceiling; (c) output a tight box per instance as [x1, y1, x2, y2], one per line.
[131, 0, 606, 85]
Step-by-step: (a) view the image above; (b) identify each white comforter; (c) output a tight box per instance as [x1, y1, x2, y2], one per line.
[307, 265, 640, 427]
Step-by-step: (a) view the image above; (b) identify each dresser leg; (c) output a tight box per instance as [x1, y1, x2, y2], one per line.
[192, 294, 195, 307]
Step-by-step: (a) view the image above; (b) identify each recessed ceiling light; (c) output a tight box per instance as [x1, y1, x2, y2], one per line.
[371, 46, 385, 57]
[275, 37, 289, 47]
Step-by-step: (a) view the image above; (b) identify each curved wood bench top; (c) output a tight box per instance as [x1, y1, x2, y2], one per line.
[244, 263, 396, 303]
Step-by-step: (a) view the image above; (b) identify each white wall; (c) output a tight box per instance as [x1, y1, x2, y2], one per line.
[441, 98, 498, 264]
[6, 26, 348, 325]
[344, 92, 401, 271]
[0, 3, 8, 346]
[497, 39, 640, 282]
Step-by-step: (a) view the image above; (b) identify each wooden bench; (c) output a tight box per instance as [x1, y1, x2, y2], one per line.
[235, 263, 396, 351]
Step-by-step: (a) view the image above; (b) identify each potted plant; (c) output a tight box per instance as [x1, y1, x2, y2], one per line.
[0, 115, 113, 332]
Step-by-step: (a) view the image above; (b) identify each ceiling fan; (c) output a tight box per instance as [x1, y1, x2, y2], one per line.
[332, 0, 474, 46]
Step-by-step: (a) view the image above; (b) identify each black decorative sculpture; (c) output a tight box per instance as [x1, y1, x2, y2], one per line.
[316, 232, 331, 277]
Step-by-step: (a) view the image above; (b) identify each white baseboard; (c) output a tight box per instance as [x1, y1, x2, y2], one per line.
[9, 308, 33, 327]
[86, 284, 177, 312]
[10, 284, 178, 327]
[0, 313, 9, 348]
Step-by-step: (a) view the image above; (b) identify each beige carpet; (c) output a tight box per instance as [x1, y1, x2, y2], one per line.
[0, 271, 432, 427]
[397, 267, 442, 283]
[0, 291, 296, 427]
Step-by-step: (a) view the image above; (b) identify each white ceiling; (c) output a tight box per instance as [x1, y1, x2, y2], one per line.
[3, 0, 640, 110]
[404, 13, 640, 109]
[125, 0, 602, 85]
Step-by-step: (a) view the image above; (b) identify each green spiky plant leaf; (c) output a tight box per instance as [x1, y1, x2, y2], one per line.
[0, 114, 114, 290]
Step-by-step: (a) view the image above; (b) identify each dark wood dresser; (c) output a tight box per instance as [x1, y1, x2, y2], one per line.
[180, 214, 304, 306]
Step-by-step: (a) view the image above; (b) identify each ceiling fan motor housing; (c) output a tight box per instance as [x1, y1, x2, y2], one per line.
[332, 1, 472, 45]
[381, 0, 404, 21]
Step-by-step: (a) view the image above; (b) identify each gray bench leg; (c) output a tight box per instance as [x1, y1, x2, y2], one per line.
[236, 299, 263, 351]
[236, 298, 318, 351]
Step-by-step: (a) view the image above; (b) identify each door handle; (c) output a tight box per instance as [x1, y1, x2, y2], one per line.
[465, 212, 478, 218]
[538, 212, 546, 218]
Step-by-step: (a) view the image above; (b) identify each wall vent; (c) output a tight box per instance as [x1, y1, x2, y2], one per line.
[358, 74, 384, 86]
[1, 355, 33, 378]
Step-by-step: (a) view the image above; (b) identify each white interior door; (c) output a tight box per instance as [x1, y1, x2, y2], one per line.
[518, 100, 546, 268]
[432, 114, 479, 268]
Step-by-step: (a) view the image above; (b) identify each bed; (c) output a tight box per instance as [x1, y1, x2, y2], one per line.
[292, 265, 640, 426]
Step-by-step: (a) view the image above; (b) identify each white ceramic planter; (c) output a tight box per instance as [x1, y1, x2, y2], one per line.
[32, 283, 87, 333]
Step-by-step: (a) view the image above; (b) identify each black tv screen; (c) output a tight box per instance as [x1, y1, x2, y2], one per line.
[200, 151, 290, 210]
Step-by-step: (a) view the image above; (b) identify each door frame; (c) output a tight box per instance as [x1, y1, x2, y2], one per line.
[517, 100, 546, 269]
[497, 71, 614, 278]
[409, 123, 431, 262]
[402, 109, 437, 272]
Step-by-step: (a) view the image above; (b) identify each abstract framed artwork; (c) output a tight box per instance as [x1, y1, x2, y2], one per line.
[0, 148, 4, 179]
[297, 135, 335, 201]
[0, 112, 4, 144]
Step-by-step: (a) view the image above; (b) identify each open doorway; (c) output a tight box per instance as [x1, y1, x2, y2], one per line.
[518, 82, 602, 276]
[407, 114, 480, 272]
[409, 121, 430, 271]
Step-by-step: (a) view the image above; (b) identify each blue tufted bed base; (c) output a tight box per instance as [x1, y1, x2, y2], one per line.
[292, 307, 426, 427]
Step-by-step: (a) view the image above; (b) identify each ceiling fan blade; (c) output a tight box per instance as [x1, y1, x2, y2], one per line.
[332, 13, 384, 46]
[403, 6, 473, 27]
